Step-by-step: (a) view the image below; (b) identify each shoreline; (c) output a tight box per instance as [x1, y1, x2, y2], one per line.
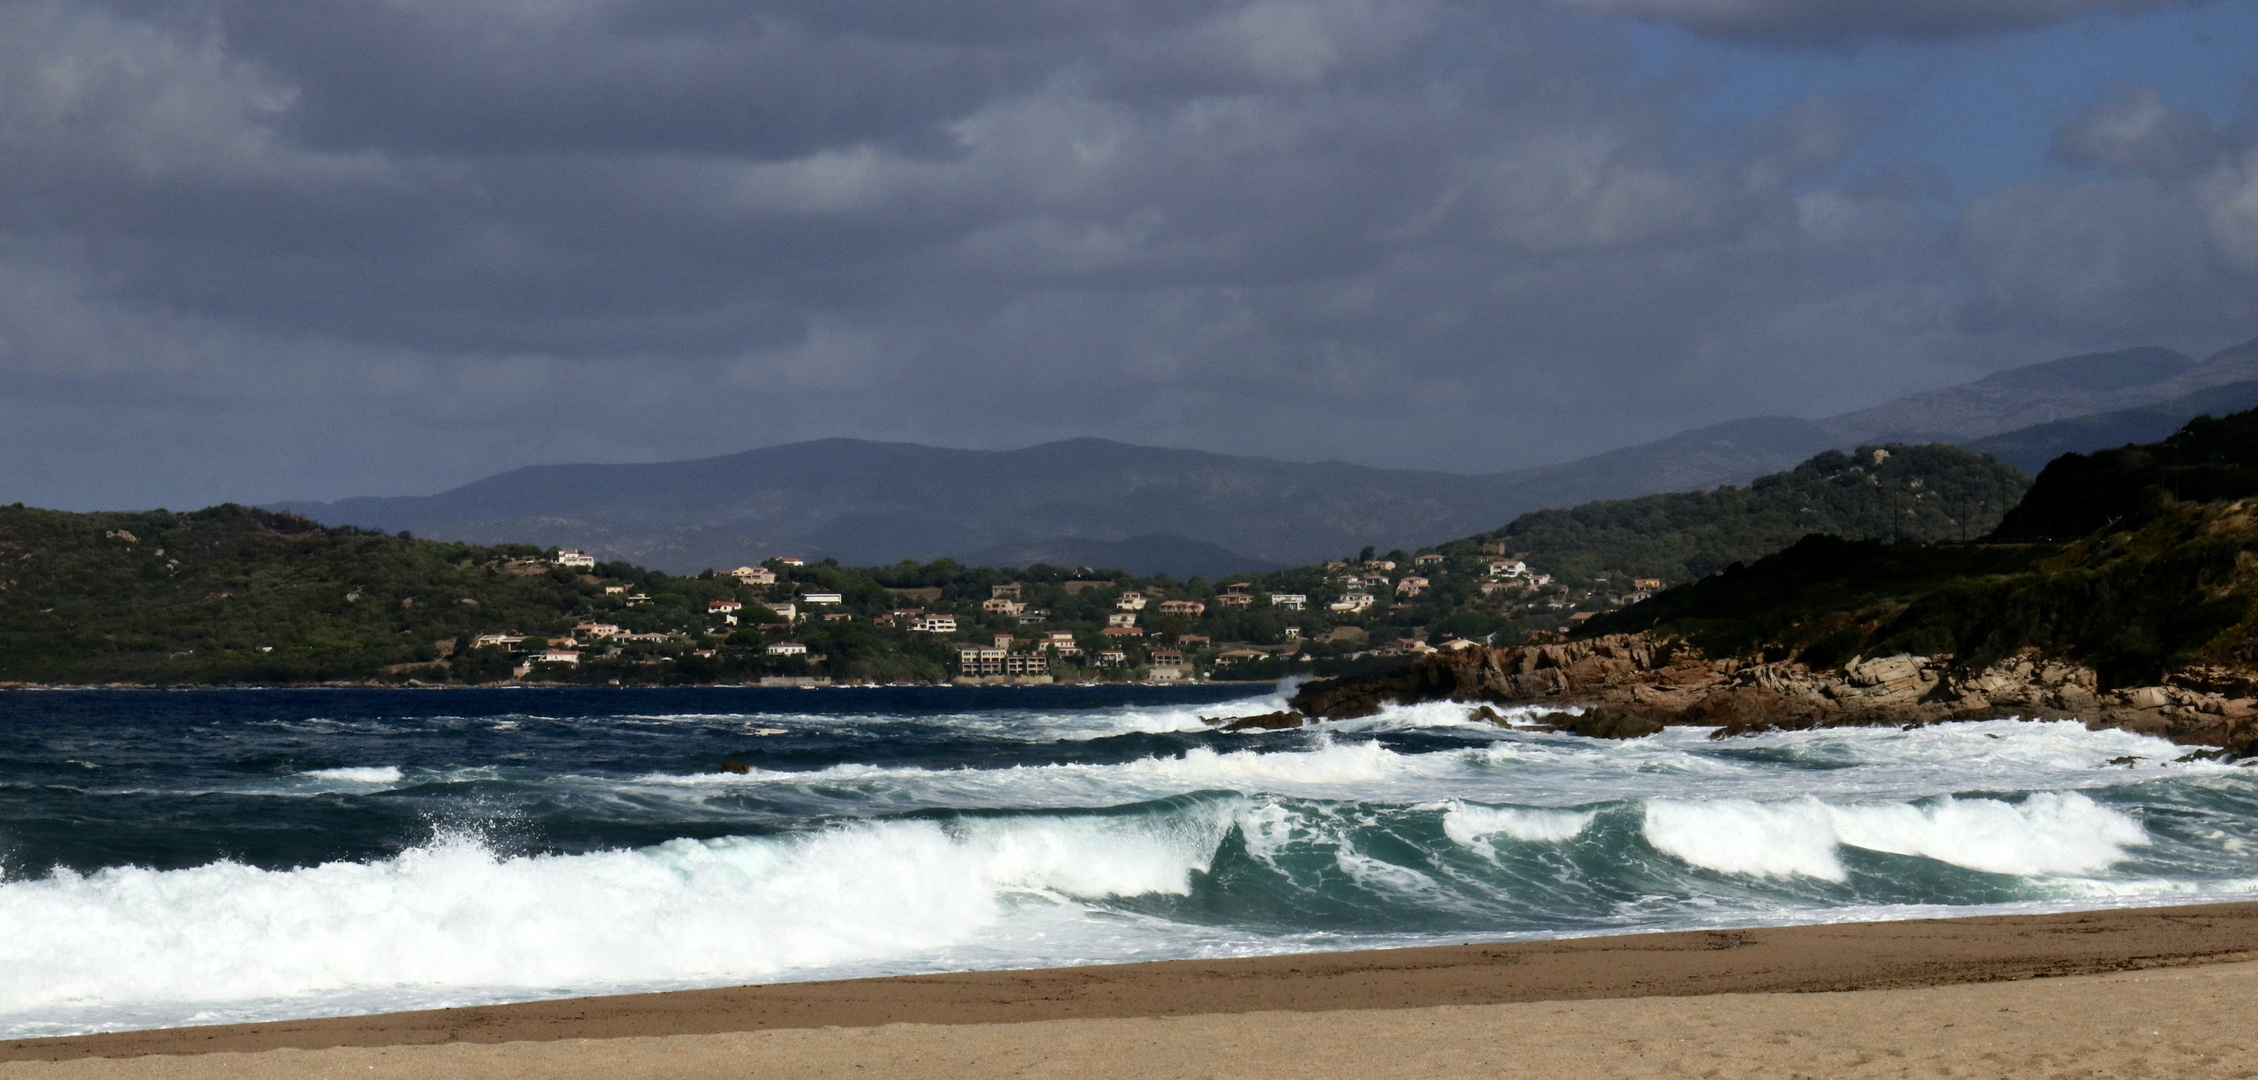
[10, 900, 2256, 1064]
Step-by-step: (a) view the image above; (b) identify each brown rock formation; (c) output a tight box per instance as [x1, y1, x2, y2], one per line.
[1285, 633, 2258, 752]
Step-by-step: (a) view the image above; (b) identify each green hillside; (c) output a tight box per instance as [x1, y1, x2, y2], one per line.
[1446, 442, 2027, 582]
[1993, 407, 2258, 541]
[1586, 408, 2258, 689]
[0, 441, 2043, 686]
[0, 504, 777, 685]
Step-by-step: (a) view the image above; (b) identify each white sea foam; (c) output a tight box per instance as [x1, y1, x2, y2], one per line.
[1826, 792, 2149, 876]
[627, 715, 2226, 819]
[1642, 792, 2150, 882]
[1643, 798, 1847, 879]
[0, 810, 1235, 1033]
[298, 766, 403, 784]
[633, 737, 1429, 805]
[1442, 804, 1596, 847]
[15, 695, 2253, 1038]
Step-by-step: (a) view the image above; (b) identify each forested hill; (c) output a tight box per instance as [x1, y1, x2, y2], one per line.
[1992, 407, 2258, 542]
[1, 441, 2033, 687]
[0, 505, 756, 685]
[1434, 443, 2030, 585]
[1583, 406, 2258, 689]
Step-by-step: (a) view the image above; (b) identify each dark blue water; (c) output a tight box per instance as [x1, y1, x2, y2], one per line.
[2, 685, 2253, 1037]
[0, 685, 1266, 875]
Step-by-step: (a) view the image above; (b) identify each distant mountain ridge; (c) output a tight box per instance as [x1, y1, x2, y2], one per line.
[286, 439, 1525, 575]
[281, 336, 2257, 575]
[1965, 379, 2258, 474]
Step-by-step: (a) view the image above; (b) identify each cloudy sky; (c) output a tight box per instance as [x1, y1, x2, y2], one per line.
[1, 0, 2253, 510]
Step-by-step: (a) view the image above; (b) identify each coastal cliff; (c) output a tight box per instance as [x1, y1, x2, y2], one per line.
[1285, 632, 2258, 753]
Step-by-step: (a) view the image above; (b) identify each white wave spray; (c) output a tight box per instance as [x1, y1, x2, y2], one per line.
[1641, 792, 2150, 881]
[0, 809, 1234, 1030]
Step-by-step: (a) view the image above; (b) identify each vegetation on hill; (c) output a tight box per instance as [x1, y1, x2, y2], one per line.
[1992, 407, 2258, 541]
[1432, 441, 2025, 605]
[0, 504, 809, 685]
[0, 440, 2048, 686]
[1586, 407, 2258, 689]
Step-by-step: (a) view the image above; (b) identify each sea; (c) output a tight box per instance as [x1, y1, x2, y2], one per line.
[2, 681, 2255, 1037]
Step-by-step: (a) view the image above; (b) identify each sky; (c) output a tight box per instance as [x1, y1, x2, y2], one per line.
[0, 0, 2253, 511]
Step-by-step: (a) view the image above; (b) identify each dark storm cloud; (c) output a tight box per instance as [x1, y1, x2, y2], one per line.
[0, 0, 2251, 511]
[1538, 0, 2207, 45]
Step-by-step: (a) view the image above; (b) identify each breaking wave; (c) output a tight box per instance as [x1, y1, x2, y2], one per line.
[1642, 792, 2150, 881]
[5, 686, 2254, 1037]
[0, 803, 1237, 1032]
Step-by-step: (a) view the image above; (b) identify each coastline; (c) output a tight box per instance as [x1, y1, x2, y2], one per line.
[10, 901, 2256, 1065]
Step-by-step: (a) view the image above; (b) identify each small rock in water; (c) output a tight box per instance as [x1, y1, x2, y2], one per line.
[1559, 706, 1666, 740]
[1210, 710, 1308, 732]
[719, 759, 752, 774]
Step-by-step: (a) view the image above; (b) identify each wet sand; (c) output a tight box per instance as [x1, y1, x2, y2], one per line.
[7, 902, 2257, 1078]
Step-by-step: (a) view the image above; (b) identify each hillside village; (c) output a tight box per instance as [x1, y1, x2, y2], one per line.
[470, 544, 1577, 685]
[0, 441, 2032, 687]
[462, 441, 2021, 686]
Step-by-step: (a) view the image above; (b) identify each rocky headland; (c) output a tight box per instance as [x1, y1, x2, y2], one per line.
[1278, 633, 2258, 755]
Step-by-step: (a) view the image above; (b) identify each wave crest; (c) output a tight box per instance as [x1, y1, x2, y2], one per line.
[1642, 792, 2149, 882]
[0, 805, 1234, 1022]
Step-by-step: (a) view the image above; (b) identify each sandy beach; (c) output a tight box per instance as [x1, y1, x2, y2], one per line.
[6, 901, 2255, 1078]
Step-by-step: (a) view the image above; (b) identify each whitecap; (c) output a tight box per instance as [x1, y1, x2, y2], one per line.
[297, 766, 403, 784]
[1642, 792, 2150, 882]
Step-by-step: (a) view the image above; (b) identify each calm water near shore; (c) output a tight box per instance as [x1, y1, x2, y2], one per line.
[3, 683, 2255, 1037]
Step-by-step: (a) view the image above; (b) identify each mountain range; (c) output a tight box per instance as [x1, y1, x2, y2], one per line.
[282, 337, 2258, 575]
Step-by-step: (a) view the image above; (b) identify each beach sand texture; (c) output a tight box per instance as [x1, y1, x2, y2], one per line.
[7, 903, 2256, 1079]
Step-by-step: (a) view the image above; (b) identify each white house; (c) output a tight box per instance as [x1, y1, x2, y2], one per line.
[731, 566, 777, 585]
[1271, 593, 1308, 610]
[708, 600, 743, 614]
[803, 592, 843, 605]
[766, 642, 808, 656]
[554, 549, 597, 568]
[1116, 591, 1147, 611]
[536, 650, 581, 664]
[912, 615, 958, 633]
[1329, 593, 1375, 613]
